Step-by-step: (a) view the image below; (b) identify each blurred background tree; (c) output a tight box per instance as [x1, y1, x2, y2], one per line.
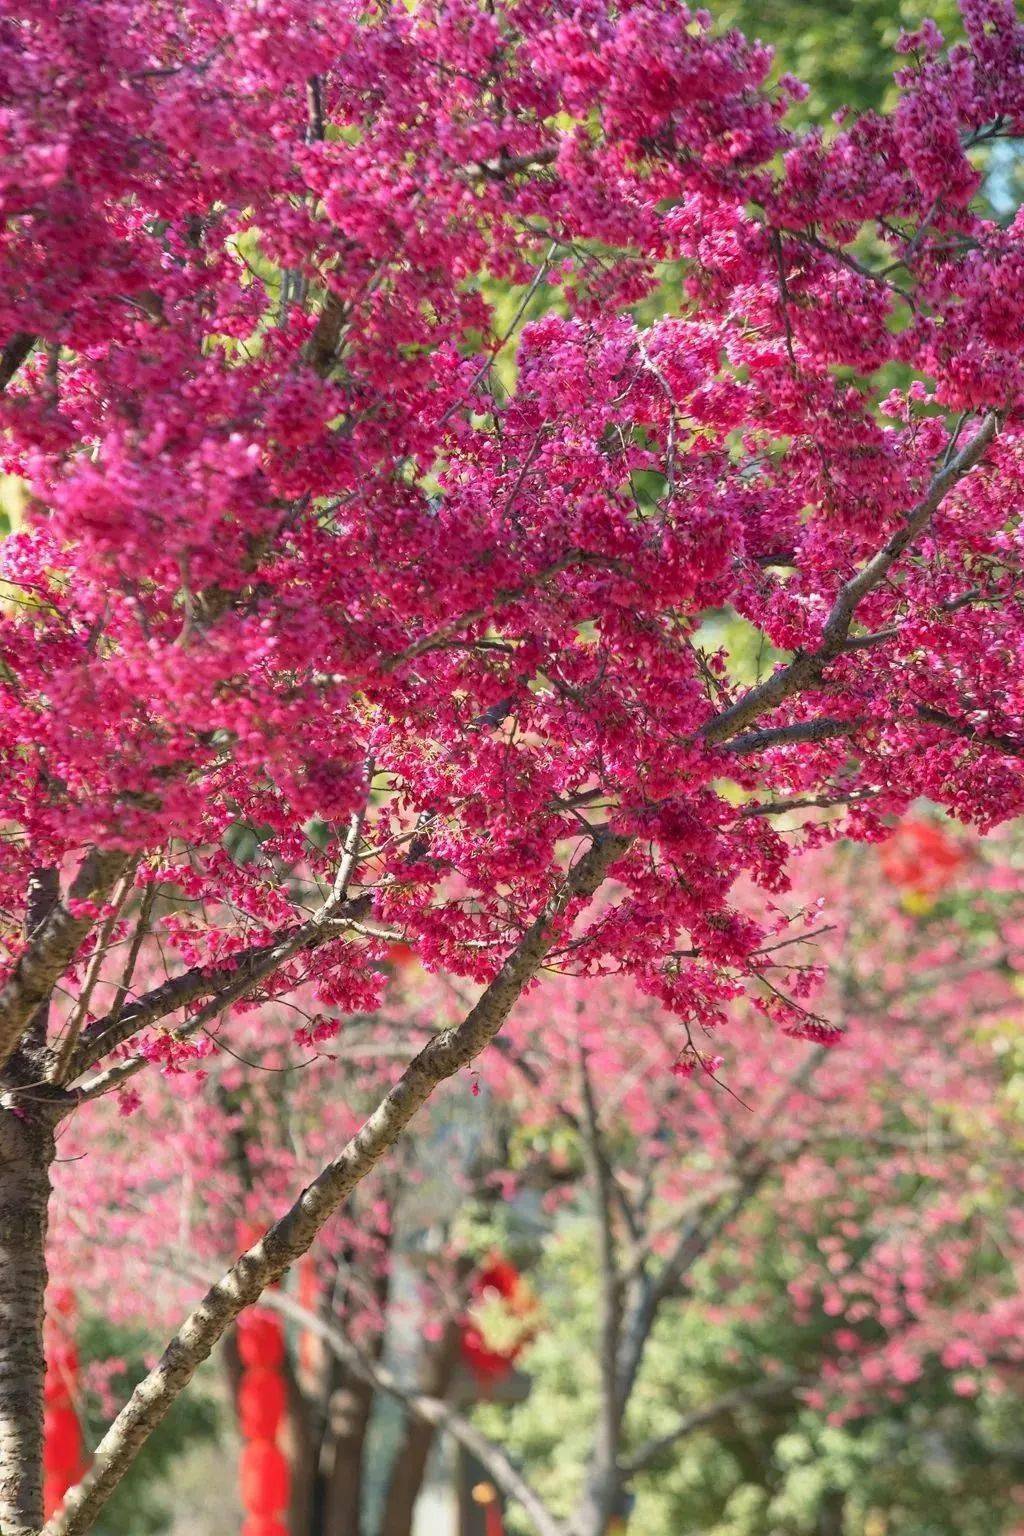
[717, 0, 962, 119]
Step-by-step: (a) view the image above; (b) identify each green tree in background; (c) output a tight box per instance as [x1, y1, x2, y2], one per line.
[715, 0, 962, 119]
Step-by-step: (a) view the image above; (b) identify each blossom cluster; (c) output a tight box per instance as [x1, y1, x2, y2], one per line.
[2, 0, 1024, 1045]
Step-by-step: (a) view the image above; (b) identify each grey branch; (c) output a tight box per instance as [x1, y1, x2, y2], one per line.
[266, 1291, 566, 1536]
[725, 718, 862, 756]
[69, 894, 373, 1084]
[0, 331, 35, 392]
[915, 703, 1024, 757]
[622, 1377, 804, 1475]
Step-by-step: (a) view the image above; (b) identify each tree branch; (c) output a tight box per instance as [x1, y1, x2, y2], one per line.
[621, 1377, 803, 1475]
[69, 893, 373, 1084]
[0, 849, 129, 1074]
[43, 831, 628, 1536]
[701, 415, 998, 746]
[0, 331, 35, 392]
[266, 1291, 566, 1536]
[577, 1043, 624, 1522]
[915, 703, 1024, 757]
[725, 718, 862, 756]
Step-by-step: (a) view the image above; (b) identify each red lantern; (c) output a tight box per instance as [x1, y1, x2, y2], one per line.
[237, 1313, 286, 1368]
[459, 1255, 538, 1387]
[241, 1520, 290, 1536]
[43, 1408, 81, 1472]
[473, 1259, 521, 1301]
[236, 1303, 290, 1531]
[460, 1326, 516, 1385]
[298, 1254, 319, 1377]
[43, 1287, 84, 1517]
[241, 1441, 290, 1511]
[238, 1367, 286, 1439]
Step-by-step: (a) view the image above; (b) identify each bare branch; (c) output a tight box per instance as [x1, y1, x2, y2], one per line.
[577, 1043, 624, 1510]
[68, 886, 377, 1085]
[915, 703, 1024, 757]
[267, 1292, 566, 1536]
[382, 551, 623, 670]
[622, 1377, 804, 1475]
[49, 866, 137, 1084]
[726, 718, 862, 757]
[0, 331, 35, 392]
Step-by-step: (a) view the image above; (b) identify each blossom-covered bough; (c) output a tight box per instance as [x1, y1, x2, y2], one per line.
[1, 0, 1023, 1531]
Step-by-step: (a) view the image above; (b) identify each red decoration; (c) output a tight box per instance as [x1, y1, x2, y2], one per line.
[386, 940, 416, 971]
[43, 1409, 81, 1471]
[460, 1326, 517, 1385]
[44, 1343, 78, 1402]
[238, 1367, 286, 1439]
[473, 1259, 521, 1301]
[237, 1313, 286, 1369]
[241, 1520, 290, 1536]
[459, 1256, 538, 1387]
[472, 1480, 505, 1536]
[880, 820, 966, 896]
[236, 1305, 290, 1530]
[43, 1287, 84, 1518]
[298, 1254, 319, 1377]
[241, 1440, 291, 1510]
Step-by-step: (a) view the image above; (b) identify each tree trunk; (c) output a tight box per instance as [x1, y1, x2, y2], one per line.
[818, 1489, 846, 1536]
[573, 1479, 618, 1536]
[315, 1367, 374, 1536]
[377, 1318, 461, 1536]
[282, 1357, 316, 1536]
[0, 1101, 57, 1535]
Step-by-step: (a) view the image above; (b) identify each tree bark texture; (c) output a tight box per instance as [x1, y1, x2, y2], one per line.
[0, 1103, 56, 1536]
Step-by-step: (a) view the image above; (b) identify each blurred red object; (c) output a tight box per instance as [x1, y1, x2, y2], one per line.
[386, 940, 416, 970]
[880, 819, 965, 896]
[460, 1256, 538, 1385]
[43, 1287, 83, 1517]
[237, 1308, 290, 1527]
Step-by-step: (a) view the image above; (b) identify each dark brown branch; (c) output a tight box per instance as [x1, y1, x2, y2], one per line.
[915, 703, 1024, 757]
[0, 849, 129, 1074]
[0, 332, 35, 392]
[726, 718, 862, 757]
[69, 894, 372, 1083]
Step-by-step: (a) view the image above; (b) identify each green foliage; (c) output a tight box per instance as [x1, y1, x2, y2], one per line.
[714, 0, 964, 121]
[76, 1315, 221, 1536]
[479, 1212, 1024, 1536]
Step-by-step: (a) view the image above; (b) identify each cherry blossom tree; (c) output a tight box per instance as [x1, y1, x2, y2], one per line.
[49, 833, 1024, 1536]
[3, 0, 1024, 1531]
